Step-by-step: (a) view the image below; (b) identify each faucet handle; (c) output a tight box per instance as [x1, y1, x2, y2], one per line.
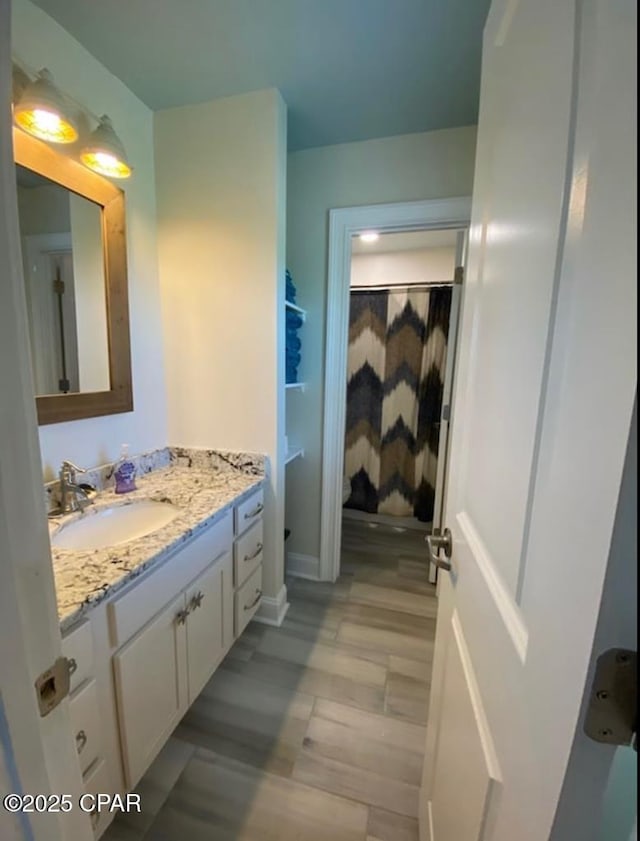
[61, 460, 86, 479]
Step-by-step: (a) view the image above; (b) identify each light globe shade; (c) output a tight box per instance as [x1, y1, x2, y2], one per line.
[13, 68, 79, 144]
[81, 115, 132, 179]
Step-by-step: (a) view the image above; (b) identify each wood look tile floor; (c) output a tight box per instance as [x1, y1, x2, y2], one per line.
[104, 519, 437, 841]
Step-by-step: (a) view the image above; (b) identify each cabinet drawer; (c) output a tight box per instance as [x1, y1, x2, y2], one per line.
[234, 487, 264, 536]
[234, 520, 263, 587]
[234, 563, 262, 637]
[62, 620, 93, 694]
[83, 758, 111, 835]
[109, 510, 233, 646]
[69, 679, 102, 775]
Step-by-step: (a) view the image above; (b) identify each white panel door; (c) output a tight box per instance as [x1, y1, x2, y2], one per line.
[0, 5, 92, 839]
[421, 1, 637, 840]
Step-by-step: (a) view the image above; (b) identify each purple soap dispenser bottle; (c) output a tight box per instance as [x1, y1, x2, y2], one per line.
[114, 444, 136, 494]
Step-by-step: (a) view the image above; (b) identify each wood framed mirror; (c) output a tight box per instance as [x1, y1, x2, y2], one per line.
[13, 128, 133, 425]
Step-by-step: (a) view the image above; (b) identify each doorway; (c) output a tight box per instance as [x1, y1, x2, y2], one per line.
[320, 198, 471, 583]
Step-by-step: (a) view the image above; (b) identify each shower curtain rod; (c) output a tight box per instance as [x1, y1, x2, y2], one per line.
[350, 282, 454, 292]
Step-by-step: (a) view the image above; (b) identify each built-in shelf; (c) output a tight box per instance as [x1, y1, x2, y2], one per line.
[284, 446, 304, 465]
[285, 382, 306, 391]
[285, 300, 307, 321]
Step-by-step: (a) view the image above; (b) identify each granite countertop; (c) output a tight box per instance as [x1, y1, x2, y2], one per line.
[50, 459, 263, 632]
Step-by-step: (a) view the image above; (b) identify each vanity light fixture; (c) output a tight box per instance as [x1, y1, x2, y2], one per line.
[13, 68, 79, 144]
[80, 115, 132, 179]
[359, 231, 379, 243]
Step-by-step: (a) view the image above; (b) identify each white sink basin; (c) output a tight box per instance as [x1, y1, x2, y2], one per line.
[51, 500, 180, 551]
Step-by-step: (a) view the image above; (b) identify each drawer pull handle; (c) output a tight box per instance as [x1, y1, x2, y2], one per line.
[244, 543, 263, 562]
[189, 591, 205, 611]
[244, 590, 262, 611]
[67, 657, 78, 676]
[75, 729, 87, 753]
[176, 608, 190, 625]
[244, 503, 264, 520]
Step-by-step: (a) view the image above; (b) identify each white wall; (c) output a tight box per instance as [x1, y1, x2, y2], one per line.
[155, 89, 287, 605]
[285, 126, 477, 565]
[12, 0, 167, 478]
[351, 246, 456, 288]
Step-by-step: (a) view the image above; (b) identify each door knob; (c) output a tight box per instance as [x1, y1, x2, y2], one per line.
[426, 528, 453, 571]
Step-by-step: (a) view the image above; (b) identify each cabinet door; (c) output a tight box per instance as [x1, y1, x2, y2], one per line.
[113, 593, 188, 789]
[185, 551, 233, 701]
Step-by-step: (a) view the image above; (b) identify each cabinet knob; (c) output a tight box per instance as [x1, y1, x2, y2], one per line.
[189, 591, 205, 611]
[175, 608, 190, 625]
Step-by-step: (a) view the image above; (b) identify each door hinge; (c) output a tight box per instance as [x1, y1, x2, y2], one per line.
[584, 648, 637, 750]
[35, 656, 74, 717]
[442, 404, 451, 422]
[454, 266, 464, 285]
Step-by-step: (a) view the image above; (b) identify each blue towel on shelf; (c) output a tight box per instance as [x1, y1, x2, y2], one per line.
[286, 269, 297, 304]
[286, 311, 303, 330]
[285, 269, 301, 384]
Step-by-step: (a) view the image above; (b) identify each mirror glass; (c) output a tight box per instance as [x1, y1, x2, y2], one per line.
[15, 163, 110, 396]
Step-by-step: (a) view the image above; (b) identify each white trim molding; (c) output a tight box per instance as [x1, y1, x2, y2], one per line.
[457, 510, 529, 662]
[286, 552, 321, 581]
[320, 198, 472, 582]
[253, 584, 289, 627]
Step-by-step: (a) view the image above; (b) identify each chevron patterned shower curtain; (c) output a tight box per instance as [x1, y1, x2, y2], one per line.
[344, 287, 452, 522]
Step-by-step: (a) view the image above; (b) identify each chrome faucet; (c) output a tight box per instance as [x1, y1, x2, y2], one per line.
[53, 461, 97, 515]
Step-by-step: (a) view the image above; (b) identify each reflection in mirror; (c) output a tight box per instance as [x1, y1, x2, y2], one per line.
[15, 163, 110, 396]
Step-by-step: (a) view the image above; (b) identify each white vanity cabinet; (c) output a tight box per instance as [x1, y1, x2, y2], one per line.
[60, 481, 264, 836]
[113, 546, 234, 789]
[110, 515, 235, 790]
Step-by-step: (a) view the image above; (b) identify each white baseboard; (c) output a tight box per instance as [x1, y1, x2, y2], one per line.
[254, 584, 289, 627]
[286, 552, 321, 580]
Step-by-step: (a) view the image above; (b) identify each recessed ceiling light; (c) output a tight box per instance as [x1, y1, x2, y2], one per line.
[359, 231, 379, 243]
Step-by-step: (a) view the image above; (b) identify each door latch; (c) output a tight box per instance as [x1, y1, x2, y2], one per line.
[584, 648, 637, 750]
[35, 656, 74, 717]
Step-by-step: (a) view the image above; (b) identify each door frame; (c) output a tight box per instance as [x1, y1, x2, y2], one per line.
[319, 197, 472, 582]
[429, 229, 467, 585]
